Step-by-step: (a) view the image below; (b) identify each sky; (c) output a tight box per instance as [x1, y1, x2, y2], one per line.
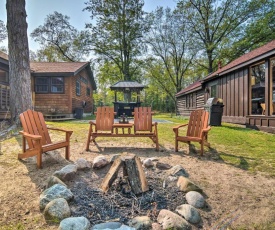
[0, 0, 177, 51]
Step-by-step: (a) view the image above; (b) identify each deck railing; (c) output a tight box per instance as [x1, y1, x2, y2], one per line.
[0, 83, 10, 119]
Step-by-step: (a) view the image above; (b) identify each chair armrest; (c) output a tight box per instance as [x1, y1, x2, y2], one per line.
[47, 127, 73, 134]
[19, 131, 42, 140]
[89, 120, 96, 126]
[202, 126, 211, 133]
[173, 123, 188, 132]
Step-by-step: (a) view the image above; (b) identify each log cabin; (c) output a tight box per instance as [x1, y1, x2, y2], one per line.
[176, 40, 275, 133]
[0, 51, 97, 120]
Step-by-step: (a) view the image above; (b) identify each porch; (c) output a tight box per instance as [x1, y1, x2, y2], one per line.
[0, 83, 10, 119]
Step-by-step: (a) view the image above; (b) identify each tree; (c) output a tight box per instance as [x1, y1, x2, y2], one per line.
[84, 0, 148, 82]
[31, 11, 90, 62]
[223, 0, 275, 61]
[6, 0, 32, 123]
[176, 0, 271, 74]
[144, 7, 196, 111]
[0, 20, 7, 42]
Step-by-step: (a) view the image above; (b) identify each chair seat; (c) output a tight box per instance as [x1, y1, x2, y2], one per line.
[177, 136, 202, 142]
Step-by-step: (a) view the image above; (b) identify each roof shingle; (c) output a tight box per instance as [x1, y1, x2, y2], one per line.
[204, 40, 275, 80]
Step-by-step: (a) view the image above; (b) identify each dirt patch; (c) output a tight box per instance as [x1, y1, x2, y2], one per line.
[0, 136, 274, 229]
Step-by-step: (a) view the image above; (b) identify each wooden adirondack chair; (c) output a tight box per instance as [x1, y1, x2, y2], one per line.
[86, 106, 116, 150]
[18, 109, 73, 169]
[173, 109, 211, 155]
[133, 107, 159, 151]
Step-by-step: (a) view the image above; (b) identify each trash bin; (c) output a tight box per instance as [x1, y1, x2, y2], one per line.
[75, 108, 84, 119]
[204, 98, 224, 126]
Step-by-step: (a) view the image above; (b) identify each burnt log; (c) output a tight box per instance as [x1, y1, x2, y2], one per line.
[101, 157, 123, 193]
[100, 155, 148, 195]
[123, 155, 149, 194]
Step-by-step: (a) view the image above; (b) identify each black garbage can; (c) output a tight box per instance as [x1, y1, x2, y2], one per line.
[204, 98, 224, 126]
[75, 108, 84, 119]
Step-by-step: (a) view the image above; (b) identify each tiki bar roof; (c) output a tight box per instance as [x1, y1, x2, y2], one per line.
[110, 81, 145, 92]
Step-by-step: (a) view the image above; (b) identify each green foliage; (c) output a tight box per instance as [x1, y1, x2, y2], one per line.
[176, 0, 273, 73]
[31, 11, 90, 62]
[0, 20, 7, 42]
[84, 0, 148, 80]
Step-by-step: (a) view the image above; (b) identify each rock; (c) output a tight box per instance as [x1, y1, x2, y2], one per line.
[128, 216, 152, 229]
[149, 157, 159, 162]
[75, 158, 91, 170]
[143, 158, 154, 168]
[91, 222, 135, 230]
[177, 176, 203, 193]
[176, 204, 201, 224]
[167, 176, 178, 182]
[167, 165, 187, 177]
[157, 209, 191, 230]
[44, 198, 70, 223]
[39, 184, 74, 210]
[53, 164, 78, 181]
[92, 156, 109, 169]
[46, 176, 67, 189]
[186, 191, 205, 208]
[152, 222, 163, 230]
[156, 162, 172, 170]
[58, 216, 91, 230]
[110, 154, 121, 163]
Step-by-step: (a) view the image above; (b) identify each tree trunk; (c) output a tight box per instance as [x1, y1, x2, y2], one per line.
[6, 0, 32, 124]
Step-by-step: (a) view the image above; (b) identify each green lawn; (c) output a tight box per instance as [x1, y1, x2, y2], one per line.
[46, 113, 275, 177]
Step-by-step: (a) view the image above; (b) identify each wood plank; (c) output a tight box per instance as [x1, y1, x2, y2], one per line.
[100, 158, 123, 193]
[123, 155, 149, 194]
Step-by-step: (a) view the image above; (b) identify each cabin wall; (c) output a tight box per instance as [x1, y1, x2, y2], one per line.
[176, 89, 204, 116]
[33, 77, 71, 114]
[71, 69, 94, 114]
[205, 67, 249, 124]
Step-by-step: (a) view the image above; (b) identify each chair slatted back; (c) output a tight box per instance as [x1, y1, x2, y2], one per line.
[95, 107, 114, 131]
[20, 110, 52, 148]
[134, 107, 153, 132]
[187, 109, 209, 138]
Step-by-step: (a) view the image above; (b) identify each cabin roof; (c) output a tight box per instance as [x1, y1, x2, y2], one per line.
[30, 62, 90, 75]
[204, 40, 275, 81]
[0, 51, 8, 61]
[175, 80, 202, 97]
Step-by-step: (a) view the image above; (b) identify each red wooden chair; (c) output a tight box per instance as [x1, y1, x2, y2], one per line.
[132, 107, 159, 151]
[173, 109, 211, 155]
[18, 109, 73, 168]
[86, 106, 116, 150]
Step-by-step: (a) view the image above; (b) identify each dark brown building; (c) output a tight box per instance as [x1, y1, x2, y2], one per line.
[176, 40, 275, 133]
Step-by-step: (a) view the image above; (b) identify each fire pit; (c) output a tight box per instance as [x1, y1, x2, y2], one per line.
[67, 158, 186, 225]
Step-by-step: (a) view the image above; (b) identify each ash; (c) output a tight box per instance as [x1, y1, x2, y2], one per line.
[68, 166, 186, 225]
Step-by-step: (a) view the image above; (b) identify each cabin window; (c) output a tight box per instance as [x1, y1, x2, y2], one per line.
[186, 93, 196, 108]
[250, 62, 265, 115]
[86, 87, 91, 96]
[51, 77, 64, 93]
[210, 84, 217, 97]
[35, 77, 64, 93]
[76, 81, 81, 96]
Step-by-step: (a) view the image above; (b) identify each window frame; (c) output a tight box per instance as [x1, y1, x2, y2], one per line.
[35, 76, 64, 94]
[76, 80, 81, 96]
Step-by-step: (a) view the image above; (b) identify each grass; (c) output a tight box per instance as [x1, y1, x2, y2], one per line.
[45, 112, 275, 177]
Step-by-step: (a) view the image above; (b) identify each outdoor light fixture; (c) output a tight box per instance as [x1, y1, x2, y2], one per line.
[251, 75, 256, 86]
